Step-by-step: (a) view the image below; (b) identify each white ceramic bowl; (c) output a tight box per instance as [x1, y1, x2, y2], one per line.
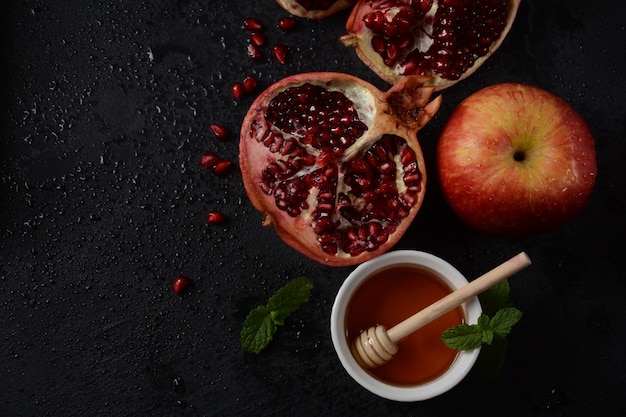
[330, 250, 482, 402]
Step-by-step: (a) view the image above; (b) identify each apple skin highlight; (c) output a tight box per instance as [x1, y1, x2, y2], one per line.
[436, 83, 597, 238]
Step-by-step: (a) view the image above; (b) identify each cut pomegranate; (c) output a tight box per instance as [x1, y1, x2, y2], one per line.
[239, 72, 441, 266]
[276, 0, 357, 19]
[341, 0, 521, 90]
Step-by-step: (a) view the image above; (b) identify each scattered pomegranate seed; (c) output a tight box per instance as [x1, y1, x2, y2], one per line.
[277, 17, 297, 32]
[212, 160, 233, 175]
[172, 275, 189, 295]
[200, 151, 220, 169]
[210, 123, 229, 141]
[243, 75, 257, 94]
[246, 43, 264, 61]
[272, 43, 289, 64]
[243, 18, 263, 31]
[232, 81, 246, 99]
[206, 210, 227, 225]
[250, 32, 266, 47]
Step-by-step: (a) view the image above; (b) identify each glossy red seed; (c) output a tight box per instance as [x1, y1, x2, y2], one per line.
[172, 276, 189, 295]
[212, 160, 233, 175]
[210, 123, 229, 140]
[200, 151, 219, 169]
[243, 18, 263, 31]
[277, 16, 297, 31]
[272, 43, 289, 64]
[206, 210, 227, 225]
[243, 75, 257, 94]
[250, 32, 266, 47]
[246, 43, 263, 61]
[232, 82, 245, 99]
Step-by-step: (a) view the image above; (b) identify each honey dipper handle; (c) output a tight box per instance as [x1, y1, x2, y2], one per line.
[386, 252, 531, 343]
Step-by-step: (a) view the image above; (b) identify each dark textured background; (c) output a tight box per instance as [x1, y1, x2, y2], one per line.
[1, 1, 625, 416]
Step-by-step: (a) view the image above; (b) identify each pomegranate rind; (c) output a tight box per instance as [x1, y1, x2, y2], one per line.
[276, 0, 356, 19]
[341, 0, 521, 90]
[239, 72, 439, 266]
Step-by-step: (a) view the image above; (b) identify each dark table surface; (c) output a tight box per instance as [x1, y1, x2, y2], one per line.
[2, 1, 625, 416]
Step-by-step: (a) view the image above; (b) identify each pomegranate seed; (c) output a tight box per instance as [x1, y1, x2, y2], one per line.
[272, 43, 289, 64]
[232, 82, 245, 99]
[210, 123, 229, 141]
[243, 75, 257, 94]
[200, 151, 219, 169]
[206, 210, 227, 225]
[172, 275, 189, 295]
[212, 160, 233, 175]
[243, 18, 263, 31]
[246, 43, 263, 61]
[250, 32, 266, 47]
[277, 17, 297, 31]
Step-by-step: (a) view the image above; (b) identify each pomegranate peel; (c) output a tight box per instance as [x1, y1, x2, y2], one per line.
[276, 0, 357, 19]
[239, 72, 441, 266]
[341, 0, 521, 90]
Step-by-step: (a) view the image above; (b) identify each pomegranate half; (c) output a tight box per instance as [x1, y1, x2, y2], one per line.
[341, 0, 521, 89]
[239, 72, 441, 266]
[276, 0, 357, 19]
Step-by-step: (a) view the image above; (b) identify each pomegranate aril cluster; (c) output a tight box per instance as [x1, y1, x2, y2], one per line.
[265, 83, 367, 155]
[363, 0, 510, 80]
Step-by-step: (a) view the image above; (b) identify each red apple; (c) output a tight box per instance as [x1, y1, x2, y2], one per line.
[436, 83, 597, 238]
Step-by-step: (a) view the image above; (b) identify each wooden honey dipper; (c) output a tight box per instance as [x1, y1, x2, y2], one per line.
[351, 252, 532, 369]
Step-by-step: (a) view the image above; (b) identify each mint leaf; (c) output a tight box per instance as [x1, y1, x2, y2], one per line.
[240, 276, 314, 354]
[442, 323, 484, 350]
[267, 276, 313, 325]
[480, 280, 512, 316]
[240, 306, 277, 354]
[481, 329, 494, 345]
[490, 307, 522, 338]
[443, 277, 524, 381]
[477, 313, 490, 328]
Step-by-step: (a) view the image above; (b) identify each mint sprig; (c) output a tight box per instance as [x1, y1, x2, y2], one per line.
[442, 279, 523, 380]
[240, 276, 313, 354]
[441, 307, 522, 350]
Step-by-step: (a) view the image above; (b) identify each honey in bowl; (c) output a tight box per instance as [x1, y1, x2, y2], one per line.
[344, 264, 465, 386]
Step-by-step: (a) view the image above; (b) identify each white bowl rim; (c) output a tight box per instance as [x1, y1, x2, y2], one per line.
[330, 250, 482, 402]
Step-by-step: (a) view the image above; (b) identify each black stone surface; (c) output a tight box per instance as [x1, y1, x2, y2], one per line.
[1, 1, 625, 416]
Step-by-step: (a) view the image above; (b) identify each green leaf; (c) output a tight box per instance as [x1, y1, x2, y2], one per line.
[481, 329, 494, 345]
[267, 276, 313, 325]
[240, 276, 314, 354]
[442, 323, 484, 350]
[479, 280, 512, 316]
[489, 307, 523, 338]
[477, 313, 491, 328]
[240, 306, 277, 354]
